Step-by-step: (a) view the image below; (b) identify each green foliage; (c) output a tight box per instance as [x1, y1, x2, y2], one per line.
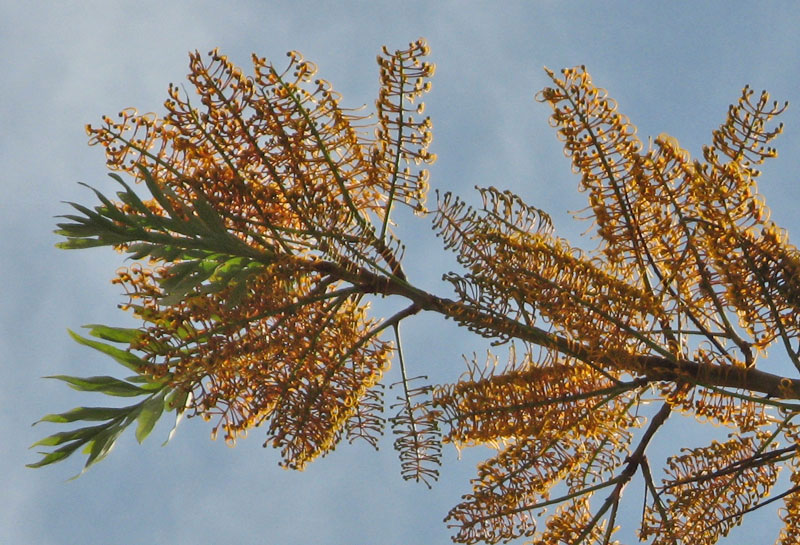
[28, 327, 189, 476]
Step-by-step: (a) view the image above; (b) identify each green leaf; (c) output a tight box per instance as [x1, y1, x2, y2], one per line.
[135, 392, 166, 443]
[28, 394, 167, 472]
[130, 378, 168, 391]
[64, 201, 122, 236]
[192, 195, 227, 233]
[79, 183, 128, 224]
[62, 201, 104, 223]
[29, 423, 112, 448]
[138, 165, 181, 218]
[163, 389, 191, 446]
[148, 244, 198, 262]
[110, 174, 153, 216]
[27, 441, 87, 469]
[165, 387, 191, 412]
[55, 237, 108, 250]
[46, 374, 149, 397]
[126, 242, 159, 260]
[213, 256, 248, 278]
[225, 278, 250, 309]
[82, 425, 127, 474]
[84, 324, 143, 344]
[54, 221, 103, 237]
[156, 256, 229, 306]
[68, 329, 147, 373]
[158, 260, 202, 291]
[35, 406, 131, 425]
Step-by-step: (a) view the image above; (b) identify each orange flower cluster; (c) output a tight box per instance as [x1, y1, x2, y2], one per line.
[433, 65, 799, 543]
[435, 349, 636, 446]
[529, 497, 608, 545]
[778, 469, 800, 545]
[436, 185, 658, 361]
[87, 43, 432, 264]
[84, 40, 436, 468]
[434, 187, 554, 340]
[389, 378, 442, 487]
[113, 258, 393, 467]
[374, 41, 437, 215]
[537, 64, 798, 372]
[436, 349, 639, 543]
[642, 432, 779, 545]
[536, 67, 647, 274]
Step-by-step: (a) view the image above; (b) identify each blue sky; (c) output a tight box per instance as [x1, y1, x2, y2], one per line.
[4, 2, 800, 544]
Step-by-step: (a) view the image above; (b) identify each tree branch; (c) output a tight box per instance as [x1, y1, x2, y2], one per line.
[316, 258, 800, 402]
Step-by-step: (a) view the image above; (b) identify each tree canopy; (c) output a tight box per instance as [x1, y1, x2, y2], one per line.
[30, 39, 800, 544]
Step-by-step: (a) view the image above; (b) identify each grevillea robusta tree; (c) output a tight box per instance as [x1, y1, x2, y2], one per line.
[30, 39, 800, 544]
